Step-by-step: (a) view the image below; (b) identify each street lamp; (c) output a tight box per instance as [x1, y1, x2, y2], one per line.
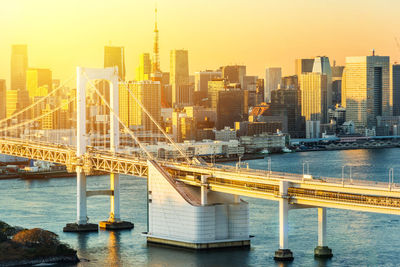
[389, 168, 394, 190]
[302, 161, 309, 181]
[342, 164, 353, 186]
[349, 165, 353, 184]
[302, 161, 309, 175]
[236, 155, 243, 171]
[341, 165, 345, 186]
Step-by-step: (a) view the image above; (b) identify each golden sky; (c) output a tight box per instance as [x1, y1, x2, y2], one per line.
[1, 0, 400, 87]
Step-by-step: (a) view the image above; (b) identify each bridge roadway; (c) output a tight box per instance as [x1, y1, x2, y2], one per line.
[2, 137, 400, 215]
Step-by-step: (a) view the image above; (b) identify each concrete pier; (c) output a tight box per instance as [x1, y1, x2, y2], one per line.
[99, 173, 133, 230]
[63, 167, 98, 232]
[274, 181, 294, 261]
[314, 208, 332, 258]
[144, 160, 250, 249]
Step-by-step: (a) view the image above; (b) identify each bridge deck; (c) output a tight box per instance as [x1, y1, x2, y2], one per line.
[1, 138, 400, 214]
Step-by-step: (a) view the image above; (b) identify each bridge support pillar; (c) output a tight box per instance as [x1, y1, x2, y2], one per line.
[201, 175, 208, 205]
[274, 181, 294, 262]
[314, 208, 332, 258]
[99, 173, 134, 230]
[63, 168, 98, 232]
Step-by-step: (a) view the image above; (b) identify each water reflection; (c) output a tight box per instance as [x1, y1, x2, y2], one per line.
[106, 231, 121, 266]
[313, 257, 331, 267]
[77, 232, 90, 251]
[24, 178, 50, 189]
[147, 243, 251, 267]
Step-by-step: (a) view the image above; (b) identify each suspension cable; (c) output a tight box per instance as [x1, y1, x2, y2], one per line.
[0, 75, 74, 125]
[0, 98, 74, 133]
[120, 79, 192, 163]
[82, 71, 155, 160]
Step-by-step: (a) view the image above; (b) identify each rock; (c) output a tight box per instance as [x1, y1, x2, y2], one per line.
[0, 221, 25, 238]
[12, 228, 59, 247]
[0, 224, 79, 264]
[0, 231, 8, 242]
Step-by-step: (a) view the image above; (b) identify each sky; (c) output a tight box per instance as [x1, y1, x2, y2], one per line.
[1, 0, 400, 87]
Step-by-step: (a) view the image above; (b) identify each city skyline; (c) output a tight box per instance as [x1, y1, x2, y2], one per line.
[1, 0, 400, 87]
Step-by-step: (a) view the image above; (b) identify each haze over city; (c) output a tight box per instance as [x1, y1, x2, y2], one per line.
[1, 0, 400, 85]
[3, 1, 400, 266]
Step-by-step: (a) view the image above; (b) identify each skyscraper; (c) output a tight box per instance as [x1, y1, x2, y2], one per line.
[194, 70, 222, 93]
[26, 68, 52, 101]
[119, 81, 161, 131]
[393, 64, 400, 116]
[0, 80, 6, 120]
[6, 89, 18, 119]
[11, 44, 28, 90]
[208, 79, 227, 109]
[295, 58, 314, 79]
[270, 88, 303, 137]
[216, 89, 245, 130]
[300, 73, 328, 123]
[104, 46, 125, 81]
[265, 68, 281, 102]
[295, 58, 314, 95]
[332, 64, 345, 105]
[342, 55, 390, 131]
[312, 56, 332, 108]
[170, 49, 189, 107]
[221, 65, 246, 86]
[6, 89, 30, 121]
[136, 53, 152, 81]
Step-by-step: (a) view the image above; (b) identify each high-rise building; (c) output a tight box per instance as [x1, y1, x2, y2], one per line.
[194, 70, 222, 93]
[136, 53, 152, 81]
[342, 55, 390, 131]
[295, 58, 314, 94]
[0, 80, 6, 120]
[11, 44, 28, 90]
[217, 89, 245, 130]
[265, 68, 281, 102]
[313, 56, 333, 107]
[170, 49, 189, 107]
[332, 64, 345, 105]
[221, 65, 246, 86]
[41, 104, 54, 130]
[6, 89, 30, 121]
[161, 72, 172, 107]
[300, 73, 328, 123]
[6, 89, 19, 119]
[255, 79, 265, 106]
[104, 46, 125, 81]
[393, 64, 400, 116]
[243, 76, 258, 107]
[207, 79, 246, 129]
[270, 88, 303, 137]
[208, 79, 227, 109]
[281, 75, 298, 90]
[56, 99, 72, 129]
[26, 68, 52, 101]
[295, 58, 314, 79]
[119, 81, 161, 131]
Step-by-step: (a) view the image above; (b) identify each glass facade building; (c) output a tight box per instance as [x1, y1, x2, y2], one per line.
[300, 73, 328, 123]
[342, 56, 390, 131]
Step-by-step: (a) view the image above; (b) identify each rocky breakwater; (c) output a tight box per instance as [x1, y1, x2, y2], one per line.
[0, 221, 79, 266]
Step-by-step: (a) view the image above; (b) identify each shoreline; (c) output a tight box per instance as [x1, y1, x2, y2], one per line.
[295, 144, 400, 153]
[0, 255, 79, 267]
